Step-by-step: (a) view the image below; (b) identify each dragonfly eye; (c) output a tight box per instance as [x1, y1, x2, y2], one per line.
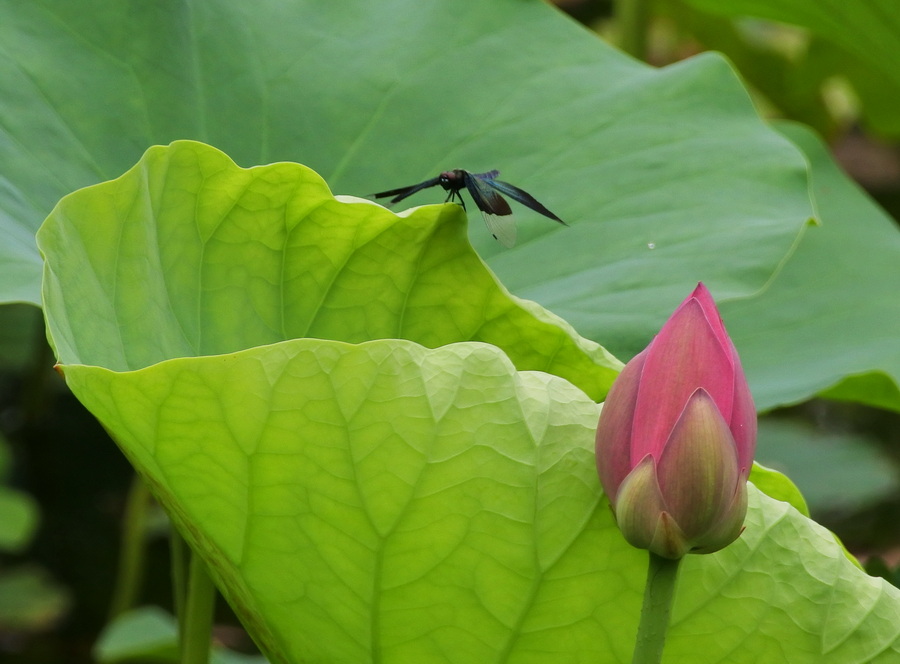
[438, 174, 456, 191]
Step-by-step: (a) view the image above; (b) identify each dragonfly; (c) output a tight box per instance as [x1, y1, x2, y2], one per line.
[373, 169, 566, 248]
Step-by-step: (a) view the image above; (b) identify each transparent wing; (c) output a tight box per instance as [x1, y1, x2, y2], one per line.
[480, 211, 517, 248]
[464, 173, 516, 247]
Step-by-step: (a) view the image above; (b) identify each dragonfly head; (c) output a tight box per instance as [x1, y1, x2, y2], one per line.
[438, 170, 465, 192]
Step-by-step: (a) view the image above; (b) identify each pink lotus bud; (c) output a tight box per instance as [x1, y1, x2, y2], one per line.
[595, 283, 756, 559]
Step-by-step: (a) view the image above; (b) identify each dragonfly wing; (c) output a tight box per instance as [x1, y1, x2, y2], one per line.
[372, 176, 441, 204]
[463, 172, 512, 216]
[464, 172, 516, 247]
[485, 179, 566, 225]
[480, 211, 517, 248]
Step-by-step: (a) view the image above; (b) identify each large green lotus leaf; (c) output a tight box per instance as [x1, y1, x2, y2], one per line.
[3, 2, 811, 378]
[60, 340, 900, 663]
[37, 140, 619, 400]
[721, 123, 900, 411]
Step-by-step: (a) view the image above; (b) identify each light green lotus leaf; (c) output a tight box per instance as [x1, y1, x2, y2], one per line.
[37, 140, 619, 400]
[38, 138, 900, 661]
[59, 340, 900, 663]
[749, 462, 809, 517]
[36, 130, 900, 662]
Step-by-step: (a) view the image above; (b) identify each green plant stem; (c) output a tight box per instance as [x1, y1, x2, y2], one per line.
[616, 0, 652, 60]
[171, 530, 188, 645]
[632, 552, 681, 664]
[180, 548, 216, 664]
[108, 475, 151, 618]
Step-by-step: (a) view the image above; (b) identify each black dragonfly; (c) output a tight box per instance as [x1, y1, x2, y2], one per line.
[373, 169, 566, 248]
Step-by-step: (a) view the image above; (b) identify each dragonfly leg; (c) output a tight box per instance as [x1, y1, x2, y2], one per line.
[445, 190, 467, 211]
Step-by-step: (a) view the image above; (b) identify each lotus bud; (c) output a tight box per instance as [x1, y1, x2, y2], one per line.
[596, 283, 756, 559]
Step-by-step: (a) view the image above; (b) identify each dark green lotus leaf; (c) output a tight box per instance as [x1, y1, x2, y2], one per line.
[722, 124, 900, 412]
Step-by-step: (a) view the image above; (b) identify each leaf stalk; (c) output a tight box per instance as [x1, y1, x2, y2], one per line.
[631, 552, 681, 664]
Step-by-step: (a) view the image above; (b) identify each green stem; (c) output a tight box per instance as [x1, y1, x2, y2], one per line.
[615, 0, 652, 60]
[631, 552, 681, 664]
[170, 530, 188, 647]
[108, 475, 151, 619]
[180, 549, 216, 664]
